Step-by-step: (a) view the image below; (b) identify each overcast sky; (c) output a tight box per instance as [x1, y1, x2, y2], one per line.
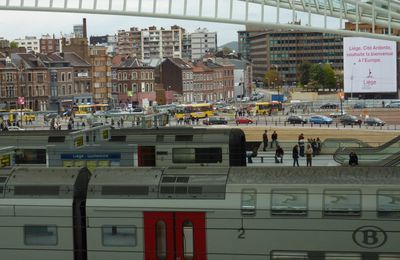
[0, 10, 244, 45]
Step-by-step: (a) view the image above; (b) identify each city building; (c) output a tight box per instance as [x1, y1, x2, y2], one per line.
[248, 29, 343, 84]
[190, 28, 217, 60]
[40, 34, 61, 54]
[159, 58, 193, 103]
[111, 56, 156, 107]
[220, 58, 252, 98]
[182, 32, 191, 61]
[90, 34, 118, 55]
[14, 36, 40, 53]
[190, 62, 214, 102]
[238, 30, 252, 61]
[0, 38, 9, 48]
[62, 18, 89, 62]
[90, 46, 111, 104]
[117, 26, 185, 61]
[0, 55, 19, 110]
[10, 53, 50, 111]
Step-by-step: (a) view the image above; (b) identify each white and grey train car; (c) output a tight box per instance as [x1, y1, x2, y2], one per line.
[1, 166, 399, 260]
[0, 167, 90, 260]
[86, 167, 400, 260]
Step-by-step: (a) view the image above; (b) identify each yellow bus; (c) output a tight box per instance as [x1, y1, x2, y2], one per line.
[73, 104, 110, 115]
[175, 103, 214, 119]
[9, 109, 36, 122]
[255, 101, 282, 115]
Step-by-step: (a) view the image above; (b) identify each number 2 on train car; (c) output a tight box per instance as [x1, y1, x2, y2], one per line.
[144, 212, 206, 260]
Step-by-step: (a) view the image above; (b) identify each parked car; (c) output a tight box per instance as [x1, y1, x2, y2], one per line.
[340, 114, 362, 125]
[287, 115, 307, 124]
[364, 117, 385, 126]
[8, 126, 25, 131]
[320, 103, 339, 109]
[203, 117, 228, 125]
[329, 111, 346, 118]
[386, 101, 400, 108]
[235, 117, 253, 125]
[353, 102, 367, 109]
[309, 115, 333, 124]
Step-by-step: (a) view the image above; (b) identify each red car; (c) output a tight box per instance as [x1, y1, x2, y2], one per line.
[235, 117, 254, 125]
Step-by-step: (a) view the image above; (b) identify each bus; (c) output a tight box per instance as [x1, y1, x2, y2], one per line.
[175, 103, 214, 119]
[9, 109, 36, 122]
[72, 104, 110, 116]
[255, 101, 283, 115]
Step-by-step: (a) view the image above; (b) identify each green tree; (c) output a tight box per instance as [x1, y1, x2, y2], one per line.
[222, 47, 233, 55]
[10, 41, 18, 48]
[263, 68, 281, 88]
[322, 64, 337, 91]
[309, 64, 324, 90]
[297, 61, 312, 86]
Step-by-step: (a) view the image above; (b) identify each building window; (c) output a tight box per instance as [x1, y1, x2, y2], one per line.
[61, 73, 65, 81]
[24, 225, 57, 246]
[132, 72, 137, 79]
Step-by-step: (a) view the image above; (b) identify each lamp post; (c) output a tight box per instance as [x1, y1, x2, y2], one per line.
[350, 62, 356, 100]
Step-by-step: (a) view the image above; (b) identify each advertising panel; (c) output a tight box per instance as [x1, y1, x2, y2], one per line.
[344, 37, 397, 93]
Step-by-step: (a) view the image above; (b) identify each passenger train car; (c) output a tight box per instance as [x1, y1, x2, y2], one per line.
[0, 127, 247, 167]
[0, 166, 399, 260]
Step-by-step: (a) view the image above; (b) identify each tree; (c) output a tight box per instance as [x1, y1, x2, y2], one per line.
[222, 47, 233, 55]
[309, 64, 324, 90]
[10, 41, 18, 48]
[322, 64, 337, 91]
[297, 61, 312, 86]
[263, 68, 281, 88]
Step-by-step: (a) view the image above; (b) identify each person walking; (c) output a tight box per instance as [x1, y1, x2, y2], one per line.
[306, 144, 313, 167]
[298, 133, 305, 157]
[271, 130, 278, 148]
[262, 130, 268, 151]
[292, 145, 300, 167]
[275, 145, 284, 163]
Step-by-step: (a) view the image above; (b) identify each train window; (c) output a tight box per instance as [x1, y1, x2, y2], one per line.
[156, 221, 167, 258]
[379, 255, 400, 260]
[102, 226, 137, 247]
[172, 148, 222, 164]
[272, 251, 308, 259]
[377, 190, 400, 218]
[323, 190, 361, 216]
[24, 225, 57, 246]
[324, 253, 361, 259]
[271, 190, 307, 216]
[241, 189, 257, 216]
[15, 149, 46, 164]
[175, 135, 193, 142]
[182, 221, 194, 258]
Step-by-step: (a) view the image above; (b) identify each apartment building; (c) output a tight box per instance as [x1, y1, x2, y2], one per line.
[14, 36, 40, 53]
[10, 53, 50, 111]
[0, 56, 19, 109]
[111, 56, 156, 106]
[190, 28, 217, 60]
[90, 46, 111, 104]
[117, 26, 184, 61]
[40, 34, 61, 54]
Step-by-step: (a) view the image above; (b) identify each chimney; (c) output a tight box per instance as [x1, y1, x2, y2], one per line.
[83, 18, 87, 38]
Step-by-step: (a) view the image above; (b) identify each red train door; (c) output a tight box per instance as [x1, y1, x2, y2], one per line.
[144, 212, 206, 260]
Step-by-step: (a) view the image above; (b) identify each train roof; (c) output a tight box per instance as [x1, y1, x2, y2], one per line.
[112, 127, 243, 136]
[5, 167, 90, 198]
[227, 167, 400, 185]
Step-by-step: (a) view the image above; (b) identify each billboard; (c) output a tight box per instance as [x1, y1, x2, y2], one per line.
[344, 37, 397, 93]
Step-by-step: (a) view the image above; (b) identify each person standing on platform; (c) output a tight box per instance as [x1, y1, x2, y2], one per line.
[349, 152, 359, 166]
[292, 145, 300, 167]
[298, 133, 305, 157]
[271, 130, 278, 148]
[306, 144, 313, 167]
[262, 130, 268, 151]
[275, 145, 284, 163]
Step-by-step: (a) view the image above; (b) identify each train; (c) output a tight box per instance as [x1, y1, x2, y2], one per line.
[0, 127, 247, 167]
[0, 166, 399, 260]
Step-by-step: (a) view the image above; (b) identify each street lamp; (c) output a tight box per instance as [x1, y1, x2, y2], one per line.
[350, 62, 356, 100]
